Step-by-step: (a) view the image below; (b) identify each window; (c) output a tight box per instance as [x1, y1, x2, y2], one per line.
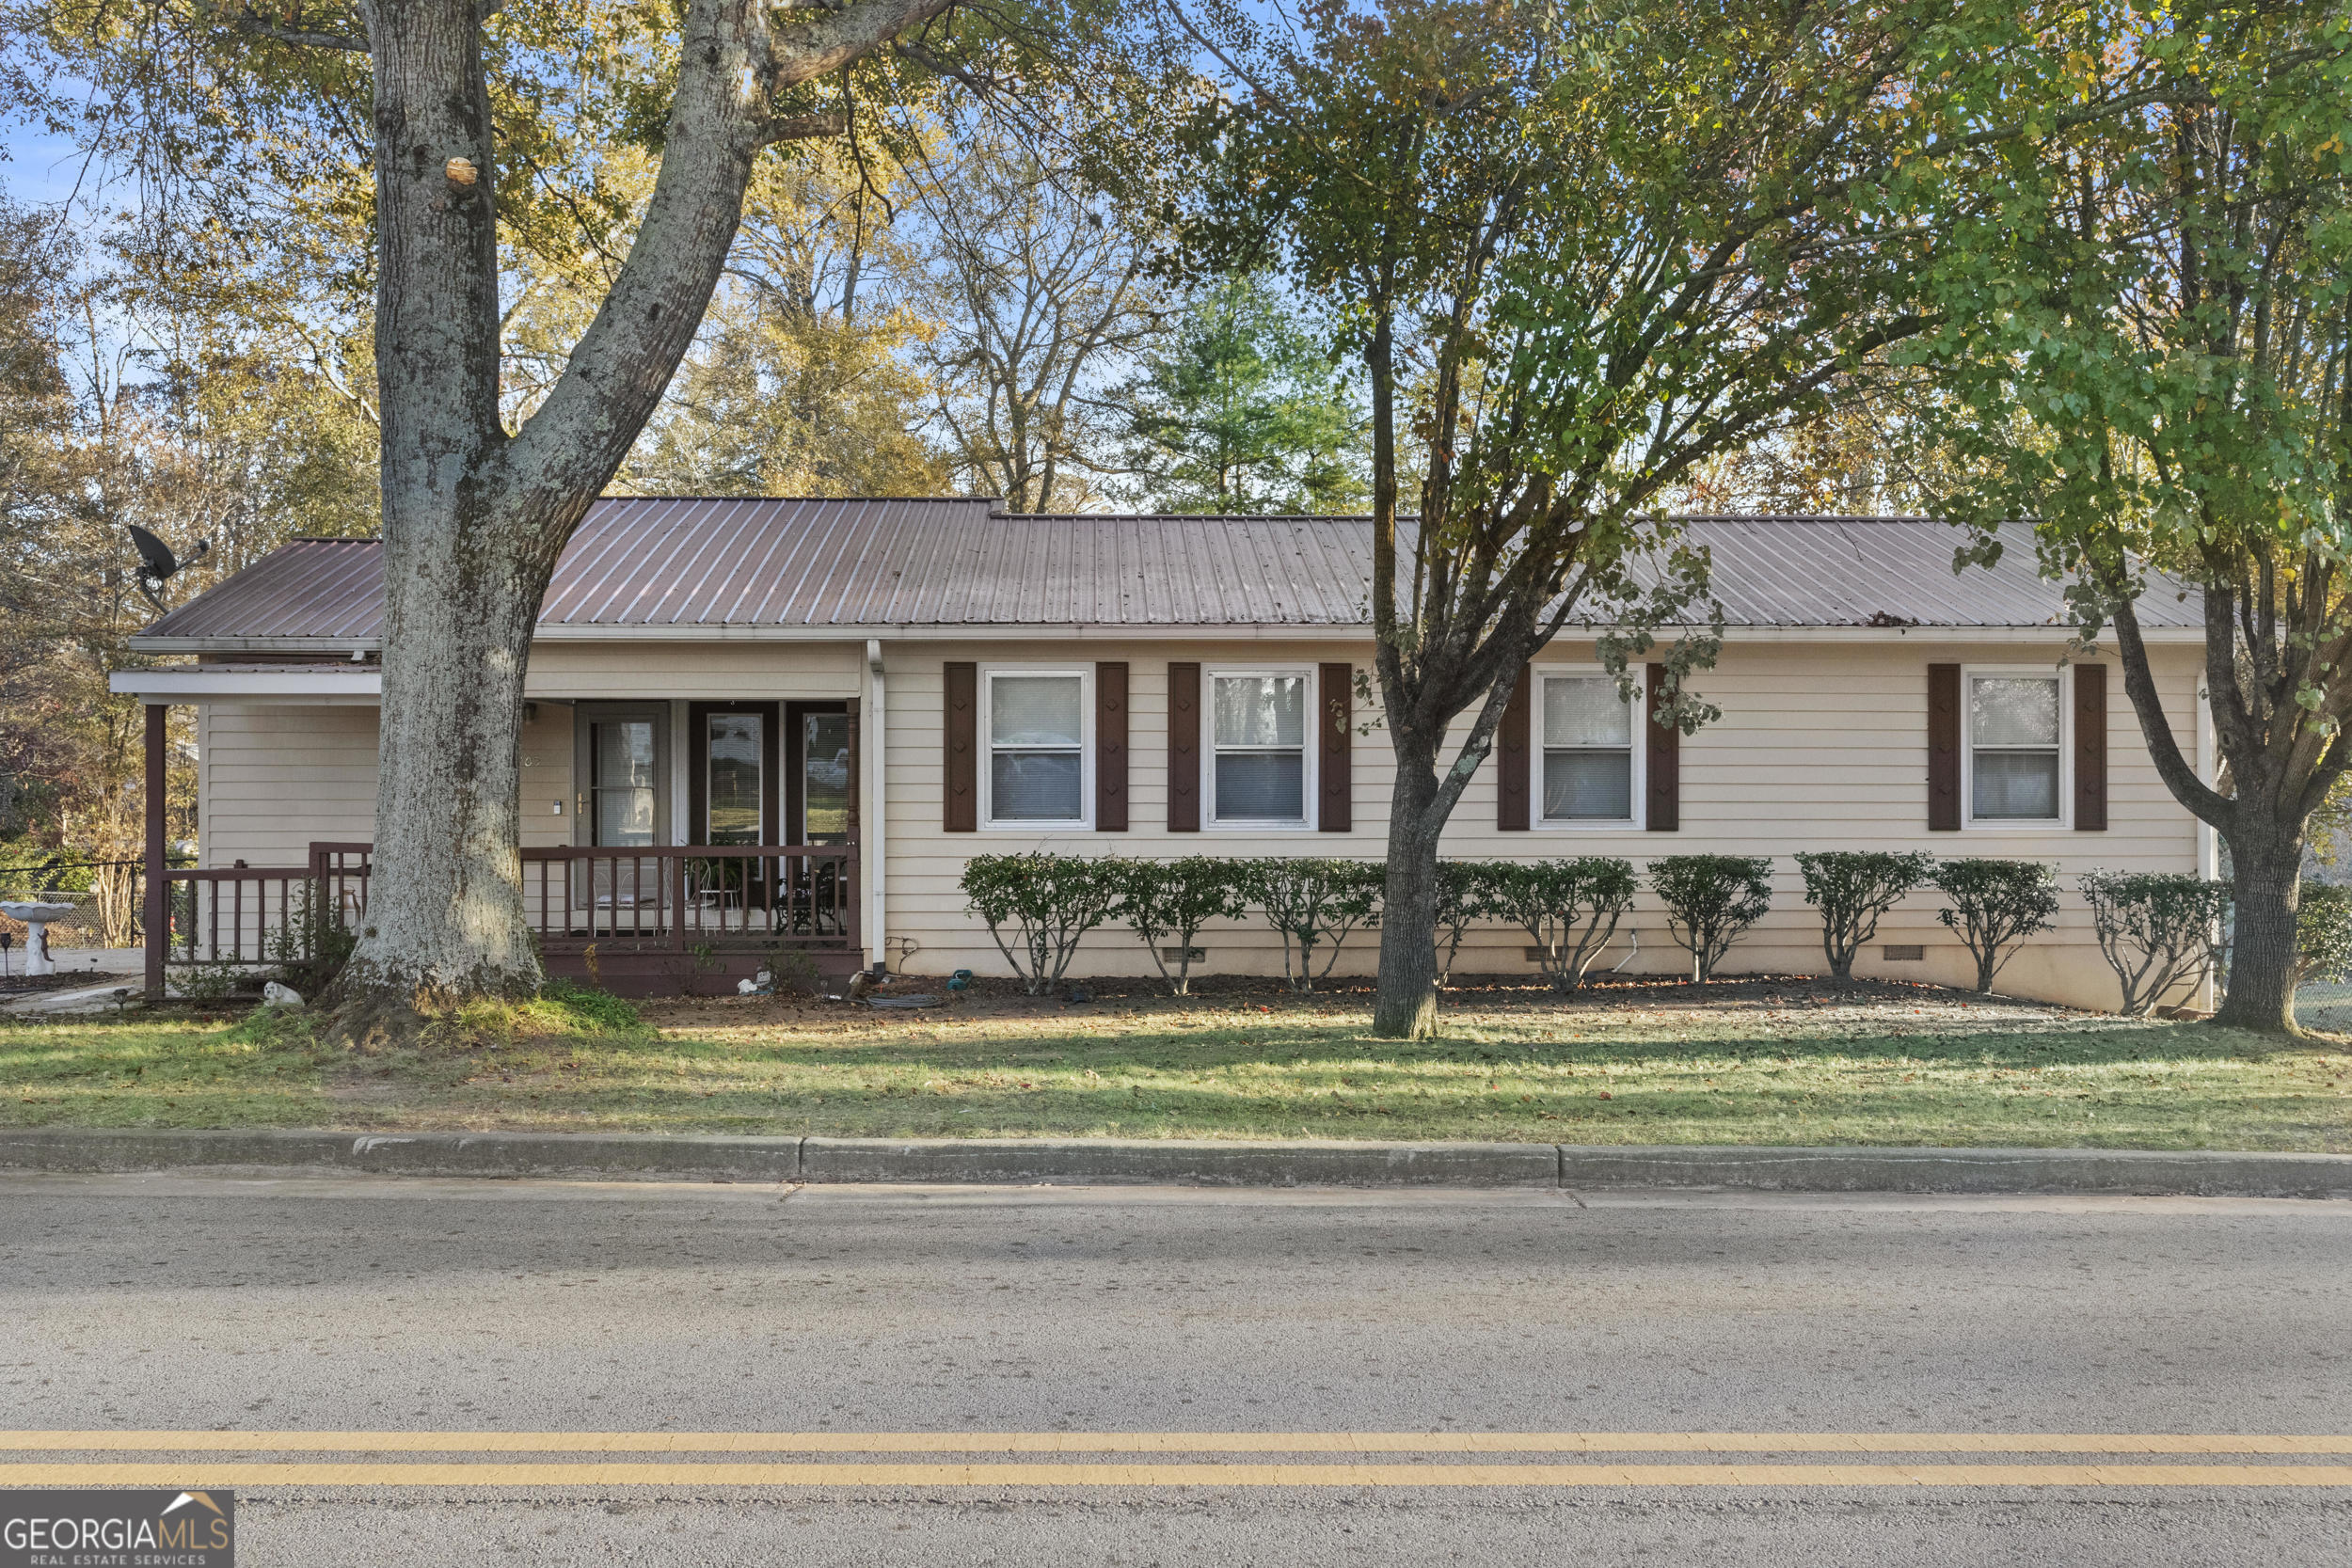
[1211, 671, 1311, 824]
[587, 715, 660, 847]
[705, 712, 764, 845]
[1967, 671, 2063, 822]
[986, 671, 1086, 824]
[1540, 673, 1638, 824]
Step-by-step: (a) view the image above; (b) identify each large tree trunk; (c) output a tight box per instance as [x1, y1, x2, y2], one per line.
[1372, 732, 1445, 1039]
[337, 528, 549, 1020]
[331, 0, 536, 1027]
[2216, 829, 2301, 1033]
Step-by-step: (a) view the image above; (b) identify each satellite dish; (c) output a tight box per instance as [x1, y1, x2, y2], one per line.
[126, 525, 211, 612]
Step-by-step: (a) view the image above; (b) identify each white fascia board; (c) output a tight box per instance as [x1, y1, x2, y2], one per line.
[109, 669, 384, 704]
[126, 622, 2209, 657]
[525, 622, 2206, 644]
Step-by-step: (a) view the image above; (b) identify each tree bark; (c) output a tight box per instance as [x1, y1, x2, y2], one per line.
[331, 0, 542, 1025]
[1373, 748, 1444, 1038]
[2216, 830, 2301, 1033]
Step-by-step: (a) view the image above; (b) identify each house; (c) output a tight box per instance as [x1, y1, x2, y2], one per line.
[110, 496, 2217, 1008]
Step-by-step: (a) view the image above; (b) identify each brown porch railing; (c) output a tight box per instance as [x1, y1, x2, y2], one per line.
[516, 845, 858, 953]
[155, 842, 858, 982]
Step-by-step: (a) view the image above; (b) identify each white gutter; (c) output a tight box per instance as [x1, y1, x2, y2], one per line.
[125, 623, 2213, 655]
[2196, 675, 2220, 1012]
[866, 638, 887, 972]
[108, 669, 383, 705]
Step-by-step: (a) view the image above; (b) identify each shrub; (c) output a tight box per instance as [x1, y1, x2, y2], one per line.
[1483, 857, 1637, 992]
[1795, 850, 1935, 984]
[1111, 857, 1247, 996]
[2078, 870, 2232, 1017]
[1433, 861, 1501, 986]
[262, 881, 358, 1000]
[961, 853, 1120, 996]
[1933, 859, 2058, 993]
[2298, 881, 2352, 983]
[1238, 858, 1382, 993]
[1649, 855, 1773, 982]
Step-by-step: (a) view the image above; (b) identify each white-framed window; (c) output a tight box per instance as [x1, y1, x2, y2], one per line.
[1208, 667, 1313, 826]
[1964, 666, 2068, 826]
[983, 667, 1089, 828]
[1538, 668, 1643, 827]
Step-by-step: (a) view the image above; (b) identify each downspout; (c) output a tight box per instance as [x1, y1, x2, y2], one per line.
[866, 639, 887, 971]
[2197, 674, 2218, 1010]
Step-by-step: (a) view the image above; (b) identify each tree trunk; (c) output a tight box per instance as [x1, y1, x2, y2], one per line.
[1373, 742, 1444, 1039]
[334, 526, 549, 1022]
[328, 0, 535, 1035]
[2217, 831, 2301, 1033]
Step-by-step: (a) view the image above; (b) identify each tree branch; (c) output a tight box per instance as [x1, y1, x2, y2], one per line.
[228, 13, 367, 51]
[757, 110, 849, 145]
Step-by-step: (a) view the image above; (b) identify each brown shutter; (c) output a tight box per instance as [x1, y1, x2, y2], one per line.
[1318, 661, 1353, 832]
[1928, 663, 1962, 831]
[1497, 666, 1531, 831]
[1095, 661, 1129, 832]
[944, 661, 977, 832]
[1645, 663, 1679, 832]
[1168, 661, 1200, 832]
[2074, 662, 2108, 831]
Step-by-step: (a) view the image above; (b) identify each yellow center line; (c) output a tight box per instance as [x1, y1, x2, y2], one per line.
[3, 1431, 2350, 1456]
[0, 1461, 2347, 1488]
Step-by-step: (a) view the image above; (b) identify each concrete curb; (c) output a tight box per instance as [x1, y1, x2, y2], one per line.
[0, 1128, 2346, 1196]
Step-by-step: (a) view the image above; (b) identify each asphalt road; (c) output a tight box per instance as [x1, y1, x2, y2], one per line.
[2, 1172, 2349, 1566]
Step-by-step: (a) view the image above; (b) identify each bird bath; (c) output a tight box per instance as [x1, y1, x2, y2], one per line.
[0, 903, 76, 976]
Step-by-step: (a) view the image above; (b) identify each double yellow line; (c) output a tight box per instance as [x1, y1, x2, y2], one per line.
[4, 1432, 2348, 1488]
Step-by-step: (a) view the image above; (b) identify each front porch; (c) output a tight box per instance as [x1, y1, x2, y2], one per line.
[134, 679, 880, 1000]
[152, 840, 863, 998]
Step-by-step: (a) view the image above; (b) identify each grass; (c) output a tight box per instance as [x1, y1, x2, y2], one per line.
[2, 975, 2348, 1151]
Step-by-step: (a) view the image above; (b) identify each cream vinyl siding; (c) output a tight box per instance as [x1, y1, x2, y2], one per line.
[189, 633, 2207, 1012]
[878, 638, 2206, 1012]
[197, 704, 381, 867]
[525, 641, 862, 701]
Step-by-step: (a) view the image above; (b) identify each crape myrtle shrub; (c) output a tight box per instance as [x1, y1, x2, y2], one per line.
[961, 853, 1122, 996]
[2078, 869, 2231, 1017]
[1107, 856, 1246, 997]
[1934, 859, 2058, 994]
[1237, 857, 1385, 993]
[1650, 855, 1773, 982]
[2297, 880, 2352, 984]
[1482, 857, 1637, 992]
[1796, 850, 1935, 984]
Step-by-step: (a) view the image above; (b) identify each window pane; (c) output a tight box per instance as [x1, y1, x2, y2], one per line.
[1970, 676, 2059, 746]
[1544, 677, 1632, 748]
[596, 787, 655, 847]
[992, 751, 1082, 820]
[595, 720, 657, 789]
[1216, 752, 1305, 819]
[1544, 750, 1633, 820]
[1214, 675, 1307, 747]
[1973, 751, 2059, 818]
[803, 713, 850, 845]
[992, 675, 1083, 747]
[707, 714, 762, 845]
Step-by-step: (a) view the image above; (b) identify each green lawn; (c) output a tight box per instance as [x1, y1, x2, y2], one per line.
[3, 977, 2348, 1150]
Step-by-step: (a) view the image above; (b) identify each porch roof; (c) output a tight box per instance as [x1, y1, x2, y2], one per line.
[129, 495, 2203, 652]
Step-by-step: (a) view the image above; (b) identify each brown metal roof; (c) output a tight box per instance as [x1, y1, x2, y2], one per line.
[133, 497, 2202, 647]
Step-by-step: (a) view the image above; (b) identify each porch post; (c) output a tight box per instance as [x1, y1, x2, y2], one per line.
[865, 639, 886, 971]
[143, 703, 167, 1002]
